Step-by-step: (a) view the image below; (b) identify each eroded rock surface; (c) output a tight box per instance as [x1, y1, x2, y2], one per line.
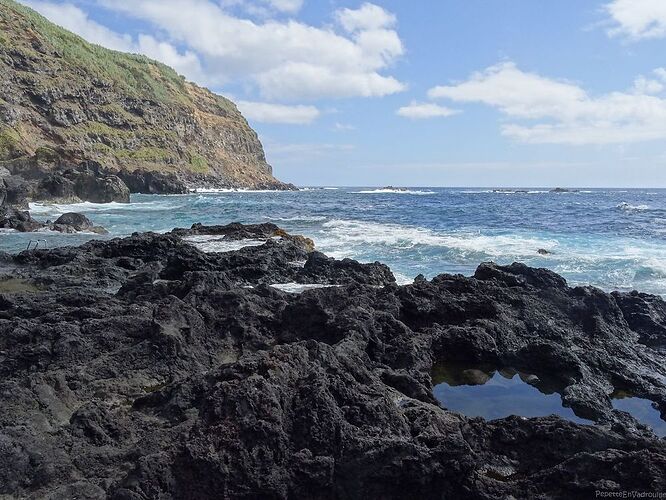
[0, 224, 665, 499]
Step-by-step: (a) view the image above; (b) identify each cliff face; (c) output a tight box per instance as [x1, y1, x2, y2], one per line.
[0, 0, 290, 193]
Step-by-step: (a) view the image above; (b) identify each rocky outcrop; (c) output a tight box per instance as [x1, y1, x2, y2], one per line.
[52, 212, 107, 234]
[0, 223, 665, 499]
[117, 169, 187, 195]
[0, 0, 291, 193]
[0, 208, 107, 233]
[0, 205, 41, 231]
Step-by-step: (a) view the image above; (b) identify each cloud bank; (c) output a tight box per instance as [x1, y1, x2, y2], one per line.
[428, 62, 666, 145]
[604, 0, 666, 40]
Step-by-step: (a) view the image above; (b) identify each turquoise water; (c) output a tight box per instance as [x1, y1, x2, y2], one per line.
[432, 363, 591, 424]
[2, 187, 666, 294]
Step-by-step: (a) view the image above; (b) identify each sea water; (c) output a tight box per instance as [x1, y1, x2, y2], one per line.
[2, 187, 666, 295]
[431, 362, 591, 424]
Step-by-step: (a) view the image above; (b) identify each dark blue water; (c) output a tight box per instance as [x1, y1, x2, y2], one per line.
[432, 364, 590, 424]
[3, 187, 666, 294]
[612, 394, 666, 437]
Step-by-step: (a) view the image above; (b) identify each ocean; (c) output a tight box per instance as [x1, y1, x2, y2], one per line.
[3, 187, 666, 295]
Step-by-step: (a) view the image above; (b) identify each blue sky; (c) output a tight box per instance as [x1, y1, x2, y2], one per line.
[18, 0, 666, 187]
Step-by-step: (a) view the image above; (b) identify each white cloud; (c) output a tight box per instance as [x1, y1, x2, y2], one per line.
[333, 122, 356, 131]
[264, 140, 355, 163]
[632, 74, 664, 95]
[604, 0, 666, 39]
[94, 0, 405, 100]
[429, 61, 666, 145]
[265, 0, 303, 14]
[255, 63, 405, 100]
[397, 102, 459, 119]
[336, 2, 396, 32]
[236, 101, 320, 124]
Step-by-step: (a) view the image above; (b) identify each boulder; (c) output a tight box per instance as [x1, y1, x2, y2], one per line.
[36, 173, 77, 201]
[74, 173, 130, 203]
[2, 175, 32, 209]
[118, 169, 187, 195]
[51, 212, 107, 234]
[0, 206, 43, 232]
[297, 250, 395, 285]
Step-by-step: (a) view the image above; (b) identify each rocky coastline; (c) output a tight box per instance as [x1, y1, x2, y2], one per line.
[0, 222, 665, 499]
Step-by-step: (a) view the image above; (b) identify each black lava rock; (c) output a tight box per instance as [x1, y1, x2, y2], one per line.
[0, 223, 664, 499]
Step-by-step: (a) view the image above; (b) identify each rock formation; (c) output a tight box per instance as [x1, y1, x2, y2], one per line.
[0, 222, 664, 499]
[0, 0, 292, 201]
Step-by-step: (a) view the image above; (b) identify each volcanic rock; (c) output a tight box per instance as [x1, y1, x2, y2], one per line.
[52, 212, 108, 234]
[0, 223, 664, 499]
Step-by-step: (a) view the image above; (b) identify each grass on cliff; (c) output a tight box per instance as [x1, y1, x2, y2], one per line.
[0, 0, 227, 109]
[0, 126, 20, 159]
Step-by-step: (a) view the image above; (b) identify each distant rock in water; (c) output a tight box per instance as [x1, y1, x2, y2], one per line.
[537, 248, 551, 255]
[52, 212, 107, 234]
[550, 187, 580, 193]
[617, 202, 649, 211]
[0, 0, 292, 197]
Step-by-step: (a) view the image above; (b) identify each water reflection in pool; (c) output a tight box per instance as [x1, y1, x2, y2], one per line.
[432, 362, 591, 424]
[611, 390, 666, 437]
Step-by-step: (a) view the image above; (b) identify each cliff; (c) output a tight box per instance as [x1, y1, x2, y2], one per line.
[0, 0, 291, 198]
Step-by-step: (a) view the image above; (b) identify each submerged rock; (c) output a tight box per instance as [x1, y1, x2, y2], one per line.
[0, 223, 664, 498]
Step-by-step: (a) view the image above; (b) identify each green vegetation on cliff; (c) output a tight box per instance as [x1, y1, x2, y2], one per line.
[0, 0, 282, 188]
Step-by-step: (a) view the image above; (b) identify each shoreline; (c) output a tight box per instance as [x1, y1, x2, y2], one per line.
[5, 193, 666, 297]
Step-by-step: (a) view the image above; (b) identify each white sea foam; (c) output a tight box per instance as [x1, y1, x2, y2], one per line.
[183, 235, 267, 253]
[317, 220, 558, 258]
[617, 202, 649, 211]
[29, 201, 178, 215]
[353, 189, 436, 195]
[269, 283, 339, 293]
[188, 187, 294, 193]
[265, 215, 327, 222]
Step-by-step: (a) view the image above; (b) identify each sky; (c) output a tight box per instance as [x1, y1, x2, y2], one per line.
[16, 0, 666, 187]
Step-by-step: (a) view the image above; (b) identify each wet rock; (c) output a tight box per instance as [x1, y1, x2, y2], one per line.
[118, 169, 187, 195]
[51, 212, 108, 234]
[173, 222, 315, 253]
[2, 175, 32, 209]
[296, 251, 395, 286]
[36, 173, 77, 202]
[73, 171, 130, 204]
[0, 206, 43, 232]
